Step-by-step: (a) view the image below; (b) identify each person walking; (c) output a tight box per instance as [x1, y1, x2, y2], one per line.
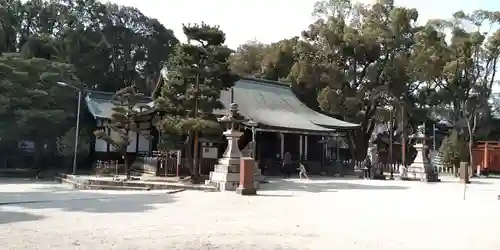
[282, 152, 292, 178]
[363, 155, 372, 179]
[297, 161, 309, 180]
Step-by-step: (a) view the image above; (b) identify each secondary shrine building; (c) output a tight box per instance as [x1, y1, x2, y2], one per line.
[84, 77, 360, 175]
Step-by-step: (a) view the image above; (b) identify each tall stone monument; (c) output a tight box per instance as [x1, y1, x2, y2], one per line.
[367, 136, 377, 179]
[367, 132, 386, 179]
[206, 103, 259, 191]
[402, 124, 440, 182]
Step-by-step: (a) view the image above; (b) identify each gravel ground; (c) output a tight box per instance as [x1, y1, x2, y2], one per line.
[1, 176, 500, 250]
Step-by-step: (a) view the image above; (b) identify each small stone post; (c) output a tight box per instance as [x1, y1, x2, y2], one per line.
[459, 162, 471, 184]
[236, 157, 257, 195]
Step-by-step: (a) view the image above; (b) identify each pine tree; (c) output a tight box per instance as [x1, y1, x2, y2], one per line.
[0, 53, 77, 169]
[94, 86, 152, 180]
[155, 23, 238, 182]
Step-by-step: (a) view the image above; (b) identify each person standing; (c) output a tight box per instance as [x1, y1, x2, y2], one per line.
[282, 152, 292, 178]
[297, 161, 309, 180]
[363, 155, 372, 179]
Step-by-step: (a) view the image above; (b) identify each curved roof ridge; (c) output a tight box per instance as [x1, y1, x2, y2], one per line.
[239, 76, 291, 87]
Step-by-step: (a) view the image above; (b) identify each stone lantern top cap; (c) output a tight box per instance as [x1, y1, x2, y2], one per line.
[217, 102, 245, 124]
[410, 124, 428, 140]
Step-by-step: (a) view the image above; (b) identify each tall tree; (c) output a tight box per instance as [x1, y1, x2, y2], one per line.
[293, 0, 420, 158]
[0, 53, 78, 168]
[5, 0, 178, 93]
[417, 10, 500, 165]
[229, 39, 270, 78]
[156, 23, 238, 182]
[229, 38, 298, 81]
[94, 86, 152, 180]
[1, 0, 179, 164]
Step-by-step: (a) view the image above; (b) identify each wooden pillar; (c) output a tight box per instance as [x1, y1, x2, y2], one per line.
[135, 123, 140, 153]
[299, 135, 303, 160]
[336, 134, 340, 161]
[106, 119, 110, 152]
[304, 135, 308, 160]
[484, 142, 489, 171]
[148, 120, 153, 156]
[252, 127, 257, 159]
[322, 136, 327, 159]
[280, 132, 284, 158]
[321, 136, 326, 169]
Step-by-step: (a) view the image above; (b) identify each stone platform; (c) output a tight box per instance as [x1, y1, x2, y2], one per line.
[56, 174, 217, 192]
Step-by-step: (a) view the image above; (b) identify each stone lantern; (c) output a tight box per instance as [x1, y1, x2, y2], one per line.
[402, 124, 440, 182]
[205, 102, 246, 191]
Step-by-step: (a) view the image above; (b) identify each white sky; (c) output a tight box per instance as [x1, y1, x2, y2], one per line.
[107, 0, 497, 49]
[108, 0, 499, 90]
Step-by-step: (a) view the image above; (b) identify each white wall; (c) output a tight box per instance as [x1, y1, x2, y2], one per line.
[127, 131, 137, 152]
[95, 136, 107, 152]
[109, 128, 119, 152]
[202, 147, 218, 159]
[95, 120, 108, 152]
[137, 122, 151, 153]
[138, 133, 150, 153]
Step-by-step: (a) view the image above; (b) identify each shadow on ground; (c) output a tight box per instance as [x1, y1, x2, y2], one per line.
[433, 178, 493, 185]
[0, 180, 177, 223]
[260, 177, 408, 193]
[0, 210, 45, 225]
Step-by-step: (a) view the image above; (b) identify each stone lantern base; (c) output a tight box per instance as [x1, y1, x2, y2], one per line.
[401, 143, 440, 182]
[205, 130, 260, 191]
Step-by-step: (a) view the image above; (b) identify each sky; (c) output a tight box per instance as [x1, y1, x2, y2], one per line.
[107, 0, 499, 49]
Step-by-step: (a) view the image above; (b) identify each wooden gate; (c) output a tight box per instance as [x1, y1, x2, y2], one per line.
[472, 141, 500, 173]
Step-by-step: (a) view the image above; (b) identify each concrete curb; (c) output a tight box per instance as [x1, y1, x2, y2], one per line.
[166, 189, 186, 194]
[55, 175, 217, 192]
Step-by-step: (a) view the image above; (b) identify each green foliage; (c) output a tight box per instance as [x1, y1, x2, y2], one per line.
[0, 0, 178, 93]
[94, 86, 152, 152]
[415, 10, 500, 165]
[440, 130, 469, 167]
[0, 53, 77, 142]
[156, 23, 237, 144]
[93, 86, 152, 178]
[57, 127, 90, 158]
[0, 0, 178, 169]
[289, 0, 420, 158]
[227, 0, 500, 158]
[155, 23, 237, 177]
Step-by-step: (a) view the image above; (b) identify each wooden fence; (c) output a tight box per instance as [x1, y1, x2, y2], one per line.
[94, 156, 218, 177]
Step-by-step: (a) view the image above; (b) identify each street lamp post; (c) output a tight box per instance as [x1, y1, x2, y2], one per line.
[389, 107, 394, 180]
[433, 124, 437, 152]
[57, 82, 82, 175]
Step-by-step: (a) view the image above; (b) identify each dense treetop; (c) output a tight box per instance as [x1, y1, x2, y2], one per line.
[2, 0, 500, 167]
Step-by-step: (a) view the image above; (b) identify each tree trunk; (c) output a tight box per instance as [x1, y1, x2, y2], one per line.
[192, 131, 201, 183]
[33, 140, 45, 170]
[185, 131, 195, 179]
[468, 126, 474, 177]
[123, 152, 130, 180]
[354, 128, 374, 160]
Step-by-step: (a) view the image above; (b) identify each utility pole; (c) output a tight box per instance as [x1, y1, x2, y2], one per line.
[433, 123, 437, 151]
[389, 107, 394, 179]
[401, 105, 406, 169]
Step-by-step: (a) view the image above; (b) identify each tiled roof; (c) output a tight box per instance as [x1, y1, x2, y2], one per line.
[87, 77, 360, 131]
[218, 78, 359, 130]
[85, 91, 154, 119]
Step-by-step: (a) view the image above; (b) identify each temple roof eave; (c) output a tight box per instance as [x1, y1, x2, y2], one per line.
[86, 78, 360, 133]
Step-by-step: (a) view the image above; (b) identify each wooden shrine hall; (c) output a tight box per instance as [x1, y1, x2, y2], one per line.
[214, 77, 360, 175]
[84, 77, 360, 176]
